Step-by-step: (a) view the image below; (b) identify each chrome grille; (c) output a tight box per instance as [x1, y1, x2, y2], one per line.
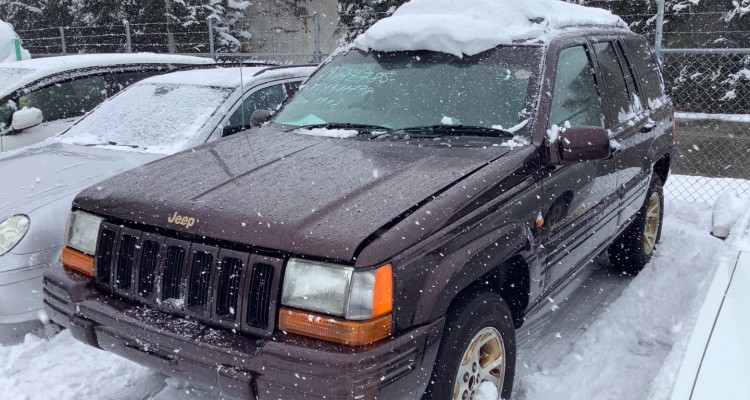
[94, 222, 283, 337]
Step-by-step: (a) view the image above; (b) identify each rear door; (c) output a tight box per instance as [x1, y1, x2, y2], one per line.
[591, 37, 659, 228]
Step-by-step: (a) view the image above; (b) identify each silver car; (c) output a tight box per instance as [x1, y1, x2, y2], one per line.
[0, 64, 314, 325]
[0, 53, 215, 152]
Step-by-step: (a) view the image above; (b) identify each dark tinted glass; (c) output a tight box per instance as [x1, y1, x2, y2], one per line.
[593, 42, 631, 124]
[19, 75, 106, 121]
[550, 46, 604, 127]
[224, 83, 286, 137]
[623, 37, 665, 104]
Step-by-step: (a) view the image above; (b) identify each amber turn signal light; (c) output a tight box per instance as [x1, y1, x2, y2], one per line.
[278, 307, 392, 346]
[62, 246, 95, 277]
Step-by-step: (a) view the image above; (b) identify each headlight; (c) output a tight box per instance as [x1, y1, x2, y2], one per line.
[0, 215, 30, 256]
[281, 259, 392, 320]
[66, 211, 104, 255]
[280, 258, 393, 345]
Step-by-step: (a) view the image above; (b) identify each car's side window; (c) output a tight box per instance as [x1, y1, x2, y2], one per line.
[623, 37, 665, 104]
[18, 75, 106, 122]
[223, 83, 287, 137]
[0, 102, 12, 131]
[549, 45, 605, 128]
[593, 42, 632, 125]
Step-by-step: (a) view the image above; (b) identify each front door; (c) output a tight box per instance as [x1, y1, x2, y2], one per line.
[541, 44, 619, 289]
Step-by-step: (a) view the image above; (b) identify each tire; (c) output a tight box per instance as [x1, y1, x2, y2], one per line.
[422, 288, 516, 400]
[608, 174, 664, 274]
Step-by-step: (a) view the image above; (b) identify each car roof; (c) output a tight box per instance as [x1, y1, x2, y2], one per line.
[0, 53, 214, 95]
[140, 65, 317, 89]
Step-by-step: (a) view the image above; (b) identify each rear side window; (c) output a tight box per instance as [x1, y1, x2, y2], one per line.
[593, 42, 631, 124]
[623, 37, 665, 104]
[549, 46, 604, 128]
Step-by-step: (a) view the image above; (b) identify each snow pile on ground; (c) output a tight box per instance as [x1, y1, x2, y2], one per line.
[354, 0, 626, 57]
[711, 190, 748, 238]
[0, 20, 31, 63]
[514, 201, 723, 400]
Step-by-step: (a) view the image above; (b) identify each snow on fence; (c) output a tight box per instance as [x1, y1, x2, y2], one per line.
[662, 49, 750, 204]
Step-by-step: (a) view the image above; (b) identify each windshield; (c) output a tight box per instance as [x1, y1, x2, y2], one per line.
[274, 47, 543, 135]
[60, 83, 233, 153]
[0, 67, 34, 92]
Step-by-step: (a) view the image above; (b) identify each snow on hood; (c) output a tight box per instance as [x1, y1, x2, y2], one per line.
[0, 19, 31, 63]
[0, 142, 159, 214]
[354, 0, 627, 57]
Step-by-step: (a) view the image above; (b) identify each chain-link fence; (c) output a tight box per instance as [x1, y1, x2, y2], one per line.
[660, 51, 750, 204]
[15, 16, 329, 65]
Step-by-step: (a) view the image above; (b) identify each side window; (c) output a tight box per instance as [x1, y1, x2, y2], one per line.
[285, 81, 301, 95]
[593, 42, 632, 125]
[19, 75, 106, 122]
[623, 37, 665, 103]
[223, 83, 286, 137]
[549, 46, 604, 128]
[0, 101, 12, 131]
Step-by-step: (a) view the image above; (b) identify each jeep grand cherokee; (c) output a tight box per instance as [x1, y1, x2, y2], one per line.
[43, 8, 673, 400]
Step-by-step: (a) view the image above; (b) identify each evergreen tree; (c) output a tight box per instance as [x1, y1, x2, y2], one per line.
[337, 0, 404, 40]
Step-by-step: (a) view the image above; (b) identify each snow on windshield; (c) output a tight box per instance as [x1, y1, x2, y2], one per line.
[354, 0, 626, 57]
[59, 83, 232, 154]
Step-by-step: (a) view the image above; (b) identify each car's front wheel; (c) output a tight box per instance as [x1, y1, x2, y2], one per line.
[422, 288, 515, 400]
[608, 173, 664, 274]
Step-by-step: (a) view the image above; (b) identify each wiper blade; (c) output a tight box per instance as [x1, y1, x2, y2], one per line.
[290, 123, 391, 133]
[84, 141, 139, 148]
[394, 124, 515, 137]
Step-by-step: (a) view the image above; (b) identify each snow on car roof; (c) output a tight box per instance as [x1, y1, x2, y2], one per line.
[354, 0, 628, 57]
[0, 53, 213, 95]
[142, 65, 316, 88]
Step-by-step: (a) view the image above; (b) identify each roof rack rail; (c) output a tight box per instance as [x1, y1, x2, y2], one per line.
[252, 64, 319, 77]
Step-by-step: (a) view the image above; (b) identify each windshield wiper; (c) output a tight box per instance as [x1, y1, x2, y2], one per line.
[393, 124, 515, 138]
[84, 141, 139, 148]
[289, 123, 391, 133]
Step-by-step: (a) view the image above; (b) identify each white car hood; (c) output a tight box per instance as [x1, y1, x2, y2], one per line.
[0, 141, 161, 215]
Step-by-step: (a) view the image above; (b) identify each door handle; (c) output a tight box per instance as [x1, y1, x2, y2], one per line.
[639, 123, 656, 133]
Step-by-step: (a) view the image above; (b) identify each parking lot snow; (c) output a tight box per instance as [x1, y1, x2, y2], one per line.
[0, 195, 722, 400]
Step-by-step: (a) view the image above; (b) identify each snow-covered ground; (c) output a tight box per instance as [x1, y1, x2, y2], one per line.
[0, 185, 727, 400]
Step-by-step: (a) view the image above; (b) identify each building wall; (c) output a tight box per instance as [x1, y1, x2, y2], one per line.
[244, 0, 344, 58]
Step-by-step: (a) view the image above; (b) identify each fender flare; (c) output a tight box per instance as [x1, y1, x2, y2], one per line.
[412, 221, 534, 325]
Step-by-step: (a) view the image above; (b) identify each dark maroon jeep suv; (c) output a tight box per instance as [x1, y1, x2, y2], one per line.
[44, 26, 673, 400]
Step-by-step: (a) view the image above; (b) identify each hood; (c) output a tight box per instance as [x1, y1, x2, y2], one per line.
[75, 129, 511, 263]
[0, 142, 161, 215]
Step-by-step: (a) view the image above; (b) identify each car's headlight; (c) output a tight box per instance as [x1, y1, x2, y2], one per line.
[0, 215, 30, 256]
[280, 258, 393, 345]
[66, 210, 103, 255]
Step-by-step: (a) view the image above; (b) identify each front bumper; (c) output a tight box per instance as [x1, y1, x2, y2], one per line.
[44, 262, 444, 400]
[0, 247, 60, 324]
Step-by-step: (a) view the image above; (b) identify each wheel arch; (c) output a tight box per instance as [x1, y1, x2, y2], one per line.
[415, 222, 535, 327]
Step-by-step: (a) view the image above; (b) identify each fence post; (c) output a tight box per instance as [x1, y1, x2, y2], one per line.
[124, 20, 132, 53]
[655, 0, 665, 62]
[313, 12, 321, 63]
[208, 18, 215, 58]
[12, 39, 22, 61]
[59, 26, 67, 54]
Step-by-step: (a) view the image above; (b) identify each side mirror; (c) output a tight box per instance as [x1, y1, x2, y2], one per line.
[11, 107, 43, 131]
[554, 126, 610, 165]
[250, 109, 274, 127]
